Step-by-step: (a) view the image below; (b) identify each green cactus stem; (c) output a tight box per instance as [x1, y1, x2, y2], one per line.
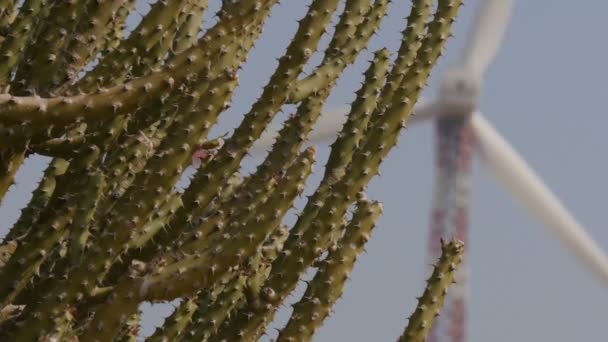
[171, 0, 209, 55]
[144, 147, 315, 300]
[66, 171, 105, 265]
[102, 0, 137, 55]
[238, 0, 388, 212]
[0, 1, 464, 339]
[126, 191, 183, 250]
[0, 0, 47, 85]
[77, 147, 314, 341]
[146, 297, 198, 342]
[11, 0, 90, 95]
[398, 239, 464, 342]
[0, 0, 18, 34]
[114, 310, 142, 342]
[28, 116, 129, 158]
[116, 0, 342, 274]
[323, 48, 391, 181]
[286, 0, 379, 103]
[74, 0, 191, 92]
[53, 0, 127, 87]
[175, 0, 341, 222]
[0, 2, 271, 127]
[277, 198, 382, 342]
[0, 148, 26, 204]
[0, 146, 100, 308]
[43, 305, 78, 342]
[3, 158, 69, 243]
[186, 274, 248, 341]
[215, 2, 462, 339]
[375, 0, 433, 115]
[0, 241, 16, 269]
[185, 226, 289, 341]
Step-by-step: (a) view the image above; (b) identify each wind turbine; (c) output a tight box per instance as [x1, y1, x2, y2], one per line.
[253, 0, 608, 340]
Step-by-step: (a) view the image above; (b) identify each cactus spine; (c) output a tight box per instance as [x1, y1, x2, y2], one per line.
[0, 1, 464, 340]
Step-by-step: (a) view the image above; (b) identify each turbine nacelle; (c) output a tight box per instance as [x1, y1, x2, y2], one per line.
[438, 67, 481, 115]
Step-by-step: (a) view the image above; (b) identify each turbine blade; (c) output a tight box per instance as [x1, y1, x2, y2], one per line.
[470, 113, 608, 286]
[461, 0, 513, 76]
[408, 98, 442, 125]
[251, 105, 349, 152]
[307, 104, 350, 143]
[253, 99, 441, 151]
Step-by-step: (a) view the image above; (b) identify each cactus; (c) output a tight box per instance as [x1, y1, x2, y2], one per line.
[0, 0, 464, 340]
[398, 239, 465, 342]
[276, 197, 383, 342]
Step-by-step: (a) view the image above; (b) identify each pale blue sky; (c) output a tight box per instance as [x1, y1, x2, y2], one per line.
[1, 1, 607, 341]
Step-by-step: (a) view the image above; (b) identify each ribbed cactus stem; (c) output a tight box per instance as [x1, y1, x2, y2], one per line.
[102, 0, 137, 55]
[108, 168, 239, 284]
[74, 0, 190, 91]
[288, 0, 389, 103]
[178, 0, 341, 220]
[244, 225, 290, 305]
[4, 158, 69, 243]
[140, 147, 315, 302]
[0, 0, 46, 85]
[55, 0, 127, 86]
[376, 0, 433, 114]
[0, 1, 464, 339]
[11, 0, 89, 95]
[0, 146, 100, 308]
[10, 71, 239, 342]
[216, 2, 462, 339]
[398, 239, 464, 342]
[128, 1, 194, 79]
[277, 198, 382, 342]
[76, 147, 314, 341]
[66, 170, 105, 265]
[0, 0, 18, 29]
[61, 11, 260, 280]
[21, 13, 272, 308]
[251, 47, 390, 254]
[0, 241, 16, 269]
[146, 297, 198, 342]
[186, 274, 248, 341]
[126, 0, 340, 266]
[127, 192, 183, 250]
[101, 116, 175, 201]
[0, 123, 58, 149]
[28, 116, 129, 158]
[188, 226, 289, 341]
[76, 263, 146, 342]
[171, 0, 209, 55]
[205, 2, 388, 244]
[323, 48, 391, 181]
[0, 148, 25, 204]
[180, 272, 237, 339]
[0, 1, 271, 127]
[43, 305, 77, 342]
[114, 310, 142, 342]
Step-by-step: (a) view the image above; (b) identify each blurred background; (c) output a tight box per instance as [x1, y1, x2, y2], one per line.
[1, 1, 607, 341]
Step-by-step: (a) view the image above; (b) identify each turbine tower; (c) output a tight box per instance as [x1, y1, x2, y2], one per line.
[425, 1, 514, 340]
[253, 0, 608, 339]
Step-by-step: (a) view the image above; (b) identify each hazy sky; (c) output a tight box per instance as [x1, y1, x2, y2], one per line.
[1, 1, 607, 341]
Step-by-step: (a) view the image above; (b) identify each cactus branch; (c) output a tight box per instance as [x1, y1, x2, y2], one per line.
[277, 198, 382, 342]
[398, 239, 465, 342]
[0, 0, 463, 339]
